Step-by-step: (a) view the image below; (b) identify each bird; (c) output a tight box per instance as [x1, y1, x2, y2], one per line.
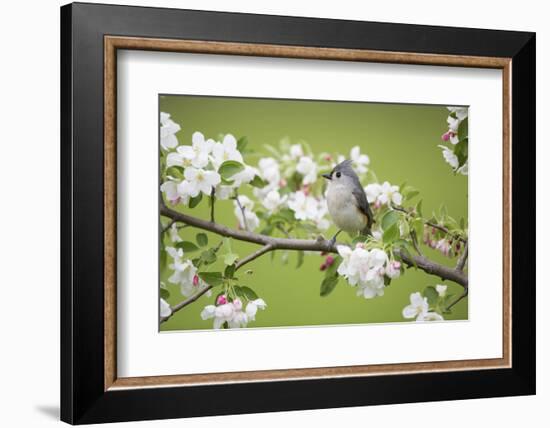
[322, 159, 374, 243]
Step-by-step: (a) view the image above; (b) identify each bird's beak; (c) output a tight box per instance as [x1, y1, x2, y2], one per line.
[322, 173, 332, 180]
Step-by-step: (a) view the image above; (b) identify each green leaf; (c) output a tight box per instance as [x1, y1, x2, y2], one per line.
[423, 286, 439, 305]
[189, 193, 203, 208]
[176, 241, 200, 252]
[249, 175, 267, 188]
[381, 210, 400, 231]
[198, 271, 224, 286]
[352, 235, 369, 245]
[239, 286, 258, 300]
[411, 218, 424, 240]
[237, 136, 249, 153]
[383, 223, 399, 243]
[224, 252, 239, 266]
[405, 190, 420, 201]
[224, 264, 236, 279]
[196, 233, 208, 247]
[296, 250, 304, 269]
[165, 166, 184, 180]
[160, 287, 170, 300]
[415, 199, 423, 217]
[200, 248, 217, 265]
[320, 275, 339, 297]
[218, 160, 245, 180]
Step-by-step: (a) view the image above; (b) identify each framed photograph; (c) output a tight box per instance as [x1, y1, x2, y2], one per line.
[61, 2, 535, 424]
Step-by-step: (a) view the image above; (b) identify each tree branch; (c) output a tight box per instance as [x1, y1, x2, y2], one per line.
[210, 187, 216, 223]
[233, 191, 249, 231]
[235, 244, 274, 270]
[395, 249, 468, 288]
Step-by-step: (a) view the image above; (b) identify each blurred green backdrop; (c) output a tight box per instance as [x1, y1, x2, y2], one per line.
[159, 95, 468, 331]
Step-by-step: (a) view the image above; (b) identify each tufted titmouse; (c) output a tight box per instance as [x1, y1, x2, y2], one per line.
[322, 159, 374, 241]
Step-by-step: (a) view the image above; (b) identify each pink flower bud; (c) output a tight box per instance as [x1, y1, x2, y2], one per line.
[193, 274, 199, 286]
[320, 263, 327, 271]
[324, 155, 333, 161]
[216, 294, 227, 305]
[302, 185, 311, 196]
[441, 131, 451, 141]
[279, 179, 287, 187]
[355, 243, 365, 249]
[325, 255, 335, 266]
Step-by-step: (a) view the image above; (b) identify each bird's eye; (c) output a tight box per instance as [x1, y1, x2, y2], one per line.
[336, 172, 341, 178]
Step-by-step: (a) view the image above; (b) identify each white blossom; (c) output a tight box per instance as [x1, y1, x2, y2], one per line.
[229, 165, 258, 187]
[201, 298, 267, 329]
[287, 191, 329, 230]
[296, 156, 318, 185]
[160, 180, 189, 206]
[349, 146, 370, 174]
[166, 131, 213, 169]
[211, 134, 243, 168]
[289, 144, 304, 160]
[245, 298, 267, 321]
[258, 157, 281, 185]
[447, 106, 468, 121]
[160, 112, 180, 150]
[402, 292, 429, 320]
[365, 183, 382, 204]
[438, 145, 459, 169]
[160, 298, 172, 318]
[168, 222, 182, 243]
[261, 189, 287, 213]
[385, 260, 401, 279]
[336, 245, 388, 299]
[166, 248, 198, 296]
[436, 284, 447, 297]
[378, 182, 403, 206]
[180, 167, 221, 198]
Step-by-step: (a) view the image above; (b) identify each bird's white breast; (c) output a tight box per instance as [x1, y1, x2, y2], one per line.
[326, 182, 367, 234]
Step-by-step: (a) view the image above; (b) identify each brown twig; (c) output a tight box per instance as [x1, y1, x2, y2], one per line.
[446, 288, 469, 311]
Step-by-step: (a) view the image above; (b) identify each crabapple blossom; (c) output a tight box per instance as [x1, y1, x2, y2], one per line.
[168, 222, 182, 243]
[211, 134, 244, 168]
[378, 182, 403, 205]
[166, 247, 198, 296]
[402, 292, 444, 322]
[258, 157, 281, 185]
[160, 180, 189, 206]
[435, 238, 452, 257]
[181, 167, 221, 198]
[349, 146, 370, 174]
[447, 106, 468, 121]
[402, 292, 429, 320]
[296, 156, 318, 185]
[436, 284, 447, 297]
[287, 191, 330, 230]
[261, 189, 288, 213]
[336, 245, 389, 299]
[167, 131, 213, 169]
[160, 112, 181, 150]
[245, 298, 267, 321]
[438, 145, 459, 169]
[385, 260, 401, 279]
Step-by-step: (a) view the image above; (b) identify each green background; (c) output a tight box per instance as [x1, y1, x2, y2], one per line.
[159, 95, 468, 331]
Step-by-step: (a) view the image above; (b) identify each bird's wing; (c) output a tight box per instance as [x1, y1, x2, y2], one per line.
[352, 186, 374, 228]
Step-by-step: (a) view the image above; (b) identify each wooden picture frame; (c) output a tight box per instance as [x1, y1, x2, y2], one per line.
[61, 2, 535, 424]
